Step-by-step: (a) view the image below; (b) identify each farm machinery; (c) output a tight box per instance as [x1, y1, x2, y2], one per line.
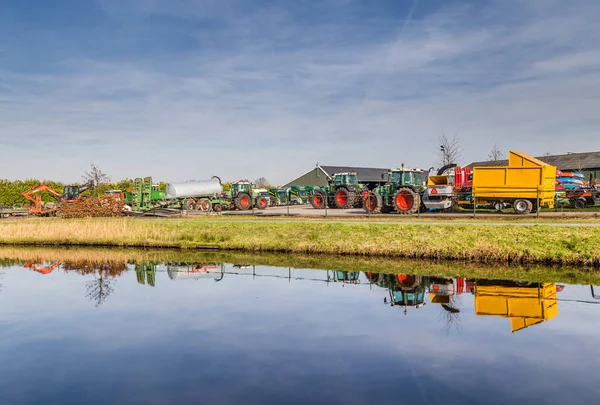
[364, 151, 556, 215]
[269, 186, 314, 206]
[310, 172, 367, 209]
[127, 177, 269, 213]
[225, 180, 270, 211]
[363, 165, 426, 214]
[566, 187, 600, 209]
[19, 182, 92, 216]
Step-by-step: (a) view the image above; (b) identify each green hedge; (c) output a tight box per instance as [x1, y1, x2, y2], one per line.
[0, 179, 138, 206]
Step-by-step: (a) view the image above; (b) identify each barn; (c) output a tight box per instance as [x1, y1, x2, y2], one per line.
[283, 164, 390, 190]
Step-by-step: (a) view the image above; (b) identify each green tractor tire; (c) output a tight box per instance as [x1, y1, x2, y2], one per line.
[234, 192, 252, 210]
[364, 193, 382, 214]
[310, 190, 327, 209]
[256, 196, 269, 210]
[393, 187, 420, 214]
[333, 186, 355, 209]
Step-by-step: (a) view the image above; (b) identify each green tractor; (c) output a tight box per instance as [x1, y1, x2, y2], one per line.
[270, 186, 315, 206]
[224, 180, 269, 211]
[310, 172, 367, 209]
[363, 165, 426, 214]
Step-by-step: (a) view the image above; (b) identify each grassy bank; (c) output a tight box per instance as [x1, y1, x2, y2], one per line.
[0, 217, 599, 267]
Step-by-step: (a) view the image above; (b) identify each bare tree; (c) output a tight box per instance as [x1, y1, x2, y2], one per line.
[82, 164, 110, 187]
[85, 271, 116, 307]
[488, 144, 503, 163]
[254, 177, 270, 188]
[438, 295, 463, 334]
[438, 134, 462, 168]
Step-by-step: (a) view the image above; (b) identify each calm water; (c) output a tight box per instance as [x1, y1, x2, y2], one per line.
[0, 256, 599, 404]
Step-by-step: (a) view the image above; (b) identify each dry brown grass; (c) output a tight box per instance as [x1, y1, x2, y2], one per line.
[0, 217, 599, 266]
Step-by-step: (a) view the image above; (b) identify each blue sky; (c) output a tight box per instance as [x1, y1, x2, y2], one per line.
[1, 0, 599, 184]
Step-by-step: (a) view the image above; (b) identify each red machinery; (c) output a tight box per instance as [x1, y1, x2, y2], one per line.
[24, 260, 62, 275]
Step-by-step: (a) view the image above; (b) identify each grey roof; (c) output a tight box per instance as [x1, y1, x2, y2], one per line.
[320, 165, 390, 182]
[468, 151, 600, 171]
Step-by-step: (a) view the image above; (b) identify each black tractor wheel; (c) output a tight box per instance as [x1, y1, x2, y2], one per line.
[513, 199, 531, 215]
[393, 187, 420, 214]
[310, 190, 327, 209]
[256, 196, 268, 210]
[234, 192, 252, 210]
[573, 199, 586, 209]
[334, 187, 355, 209]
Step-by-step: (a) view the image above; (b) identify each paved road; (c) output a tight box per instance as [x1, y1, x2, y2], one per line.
[216, 204, 600, 219]
[177, 205, 600, 227]
[190, 219, 600, 227]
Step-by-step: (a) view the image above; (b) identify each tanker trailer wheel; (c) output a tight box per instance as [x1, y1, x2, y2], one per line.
[213, 203, 222, 213]
[310, 190, 326, 209]
[513, 199, 531, 215]
[256, 196, 268, 210]
[234, 192, 252, 210]
[199, 198, 212, 212]
[334, 187, 355, 209]
[183, 198, 196, 211]
[393, 188, 420, 214]
[493, 201, 504, 212]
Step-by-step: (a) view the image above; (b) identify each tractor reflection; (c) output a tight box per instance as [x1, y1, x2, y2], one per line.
[366, 273, 426, 314]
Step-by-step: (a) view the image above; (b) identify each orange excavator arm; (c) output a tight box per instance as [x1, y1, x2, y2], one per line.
[21, 184, 62, 214]
[21, 184, 62, 204]
[24, 260, 62, 275]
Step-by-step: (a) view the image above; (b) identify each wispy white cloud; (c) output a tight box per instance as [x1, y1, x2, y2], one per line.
[0, 0, 599, 183]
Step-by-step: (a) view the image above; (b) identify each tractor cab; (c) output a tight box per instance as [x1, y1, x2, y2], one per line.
[331, 271, 360, 283]
[389, 274, 426, 309]
[332, 172, 359, 186]
[62, 185, 88, 202]
[389, 168, 425, 189]
[390, 290, 426, 308]
[231, 181, 252, 196]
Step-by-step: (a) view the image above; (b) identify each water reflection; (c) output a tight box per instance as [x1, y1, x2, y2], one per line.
[2, 253, 600, 404]
[10, 258, 600, 335]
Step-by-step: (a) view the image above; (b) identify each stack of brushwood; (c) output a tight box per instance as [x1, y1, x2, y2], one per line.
[60, 197, 125, 218]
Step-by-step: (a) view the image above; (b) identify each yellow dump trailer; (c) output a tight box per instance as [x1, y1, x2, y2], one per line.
[472, 151, 556, 214]
[474, 281, 558, 333]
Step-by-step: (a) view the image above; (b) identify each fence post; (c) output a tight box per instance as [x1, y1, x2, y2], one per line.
[537, 188, 540, 218]
[473, 192, 476, 218]
[325, 193, 328, 218]
[287, 190, 290, 216]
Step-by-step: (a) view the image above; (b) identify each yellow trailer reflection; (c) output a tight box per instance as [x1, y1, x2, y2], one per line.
[474, 281, 558, 333]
